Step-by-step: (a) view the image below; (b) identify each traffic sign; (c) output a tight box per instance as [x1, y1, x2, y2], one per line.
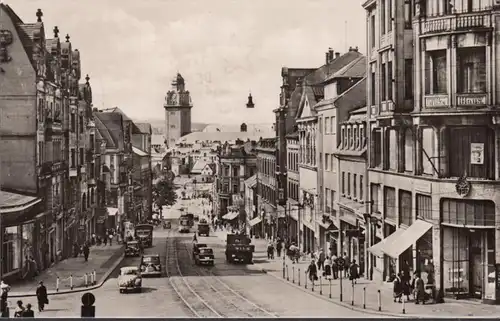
[81, 292, 95, 306]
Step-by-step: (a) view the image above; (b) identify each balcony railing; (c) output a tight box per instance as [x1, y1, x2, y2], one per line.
[422, 11, 492, 35]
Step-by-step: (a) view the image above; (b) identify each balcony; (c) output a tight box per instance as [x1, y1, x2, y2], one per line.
[422, 12, 492, 35]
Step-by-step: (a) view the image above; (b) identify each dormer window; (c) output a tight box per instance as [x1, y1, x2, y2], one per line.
[341, 126, 346, 149]
[354, 125, 359, 149]
[347, 126, 353, 149]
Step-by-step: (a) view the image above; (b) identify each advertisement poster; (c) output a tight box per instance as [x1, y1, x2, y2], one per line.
[470, 143, 484, 165]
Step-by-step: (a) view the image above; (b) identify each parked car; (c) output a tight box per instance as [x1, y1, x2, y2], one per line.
[125, 240, 141, 257]
[192, 242, 208, 260]
[140, 254, 162, 277]
[194, 247, 215, 266]
[118, 266, 142, 293]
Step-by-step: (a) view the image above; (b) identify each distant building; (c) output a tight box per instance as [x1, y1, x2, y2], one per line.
[164, 73, 193, 148]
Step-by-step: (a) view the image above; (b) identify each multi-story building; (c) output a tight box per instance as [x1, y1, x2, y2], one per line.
[364, 0, 500, 304]
[256, 138, 277, 239]
[131, 123, 152, 222]
[213, 140, 257, 229]
[285, 131, 300, 244]
[164, 73, 193, 148]
[243, 174, 259, 236]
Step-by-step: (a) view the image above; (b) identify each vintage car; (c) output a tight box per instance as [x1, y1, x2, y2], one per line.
[125, 240, 141, 257]
[199, 218, 208, 224]
[118, 266, 142, 293]
[194, 247, 215, 266]
[163, 221, 172, 229]
[140, 254, 162, 277]
[192, 242, 208, 260]
[194, 214, 200, 222]
[197, 223, 210, 237]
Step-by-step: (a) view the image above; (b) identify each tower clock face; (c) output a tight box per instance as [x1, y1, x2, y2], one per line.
[171, 92, 178, 103]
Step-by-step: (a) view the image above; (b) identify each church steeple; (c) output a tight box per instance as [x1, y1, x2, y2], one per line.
[246, 92, 255, 108]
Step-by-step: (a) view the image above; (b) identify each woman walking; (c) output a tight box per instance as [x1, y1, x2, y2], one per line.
[306, 260, 318, 285]
[323, 256, 332, 280]
[393, 273, 403, 303]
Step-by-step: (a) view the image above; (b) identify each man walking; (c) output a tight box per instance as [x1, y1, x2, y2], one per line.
[83, 243, 90, 262]
[36, 281, 48, 312]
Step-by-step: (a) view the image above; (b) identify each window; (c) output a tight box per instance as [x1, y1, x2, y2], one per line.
[425, 50, 447, 94]
[330, 117, 334, 135]
[381, 63, 387, 101]
[387, 0, 393, 32]
[354, 127, 359, 149]
[388, 61, 393, 100]
[347, 127, 352, 148]
[421, 127, 435, 175]
[2, 227, 21, 274]
[448, 126, 494, 179]
[399, 190, 413, 226]
[388, 129, 397, 170]
[416, 194, 432, 220]
[404, 128, 414, 172]
[79, 115, 84, 133]
[372, 129, 382, 167]
[360, 175, 364, 201]
[70, 113, 76, 132]
[371, 183, 380, 213]
[71, 149, 76, 168]
[331, 155, 336, 173]
[384, 187, 396, 221]
[457, 47, 486, 94]
[441, 199, 495, 226]
[325, 117, 330, 134]
[404, 0, 412, 29]
[371, 67, 376, 104]
[404, 59, 413, 99]
[341, 172, 345, 195]
[381, 0, 386, 34]
[353, 174, 357, 199]
[341, 127, 346, 148]
[370, 15, 376, 49]
[80, 148, 84, 166]
[347, 173, 351, 196]
[325, 153, 329, 171]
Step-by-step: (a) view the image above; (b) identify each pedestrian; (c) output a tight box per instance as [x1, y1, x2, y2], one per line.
[276, 238, 283, 258]
[349, 259, 359, 284]
[36, 281, 48, 312]
[0, 281, 10, 317]
[267, 241, 275, 259]
[331, 254, 339, 279]
[401, 270, 411, 302]
[83, 244, 90, 262]
[14, 300, 25, 317]
[73, 241, 80, 257]
[323, 256, 332, 280]
[393, 273, 403, 303]
[306, 260, 318, 285]
[108, 233, 113, 246]
[413, 272, 426, 305]
[22, 304, 34, 318]
[342, 252, 350, 278]
[317, 248, 325, 271]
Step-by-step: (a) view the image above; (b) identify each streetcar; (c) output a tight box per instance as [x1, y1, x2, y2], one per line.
[178, 217, 191, 233]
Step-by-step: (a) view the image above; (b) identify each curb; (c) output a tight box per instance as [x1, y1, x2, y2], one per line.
[259, 267, 440, 319]
[8, 253, 126, 298]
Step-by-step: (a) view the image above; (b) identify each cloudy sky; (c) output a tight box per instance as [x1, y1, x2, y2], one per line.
[13, 0, 366, 124]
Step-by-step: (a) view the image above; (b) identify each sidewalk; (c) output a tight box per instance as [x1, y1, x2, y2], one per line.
[8, 243, 125, 297]
[213, 230, 500, 317]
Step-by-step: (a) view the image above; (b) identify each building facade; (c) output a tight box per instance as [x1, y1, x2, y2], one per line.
[164, 73, 193, 148]
[256, 138, 277, 239]
[132, 122, 152, 223]
[286, 131, 300, 245]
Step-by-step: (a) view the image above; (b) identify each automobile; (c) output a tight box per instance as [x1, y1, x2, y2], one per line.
[194, 215, 200, 222]
[192, 242, 208, 260]
[124, 240, 141, 257]
[163, 221, 172, 229]
[140, 254, 162, 277]
[118, 266, 142, 293]
[199, 218, 208, 224]
[194, 247, 215, 266]
[197, 222, 210, 237]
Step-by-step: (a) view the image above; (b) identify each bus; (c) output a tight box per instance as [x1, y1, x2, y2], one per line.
[178, 217, 191, 233]
[134, 224, 154, 247]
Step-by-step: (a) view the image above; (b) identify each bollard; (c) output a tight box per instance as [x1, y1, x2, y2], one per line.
[93, 270, 97, 285]
[305, 271, 308, 289]
[377, 289, 381, 311]
[70, 275, 74, 290]
[286, 265, 289, 281]
[363, 287, 366, 309]
[56, 277, 60, 292]
[329, 279, 332, 299]
[351, 281, 354, 306]
[312, 276, 315, 292]
[282, 261, 286, 279]
[402, 295, 406, 314]
[292, 266, 295, 284]
[319, 276, 322, 295]
[298, 268, 301, 286]
[339, 273, 343, 302]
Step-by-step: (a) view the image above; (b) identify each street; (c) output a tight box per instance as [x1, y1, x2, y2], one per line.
[11, 197, 376, 318]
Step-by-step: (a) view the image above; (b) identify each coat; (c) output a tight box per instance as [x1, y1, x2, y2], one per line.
[414, 277, 426, 300]
[36, 285, 48, 304]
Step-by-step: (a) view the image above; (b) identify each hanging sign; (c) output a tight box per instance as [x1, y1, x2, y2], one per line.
[470, 143, 484, 165]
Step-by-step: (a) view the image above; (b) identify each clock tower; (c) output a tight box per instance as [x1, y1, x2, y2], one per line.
[164, 73, 193, 148]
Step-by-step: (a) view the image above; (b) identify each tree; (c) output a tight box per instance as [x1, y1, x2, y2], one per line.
[153, 178, 178, 208]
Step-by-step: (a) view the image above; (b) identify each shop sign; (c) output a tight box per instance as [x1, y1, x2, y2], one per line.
[470, 143, 484, 165]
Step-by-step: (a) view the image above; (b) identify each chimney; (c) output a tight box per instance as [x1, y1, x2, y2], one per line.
[328, 47, 334, 62]
[349, 46, 359, 52]
[335, 52, 340, 58]
[325, 52, 329, 64]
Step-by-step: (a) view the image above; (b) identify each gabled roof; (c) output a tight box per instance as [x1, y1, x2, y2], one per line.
[191, 159, 208, 173]
[324, 56, 366, 83]
[93, 112, 124, 150]
[207, 163, 216, 174]
[334, 77, 367, 113]
[303, 50, 363, 86]
[244, 174, 257, 188]
[102, 107, 132, 121]
[135, 122, 152, 134]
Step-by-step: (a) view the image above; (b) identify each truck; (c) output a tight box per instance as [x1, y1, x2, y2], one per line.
[134, 224, 154, 247]
[225, 233, 255, 264]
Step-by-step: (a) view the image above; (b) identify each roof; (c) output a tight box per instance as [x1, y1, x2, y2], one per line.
[177, 131, 268, 144]
[244, 174, 257, 188]
[286, 131, 299, 139]
[347, 106, 367, 123]
[132, 146, 148, 157]
[334, 77, 367, 112]
[191, 159, 209, 173]
[93, 112, 124, 150]
[303, 50, 363, 85]
[0, 191, 41, 214]
[325, 56, 366, 83]
[208, 163, 216, 174]
[135, 122, 152, 135]
[102, 107, 132, 121]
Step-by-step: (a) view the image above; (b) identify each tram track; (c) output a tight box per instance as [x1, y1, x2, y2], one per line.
[166, 230, 277, 318]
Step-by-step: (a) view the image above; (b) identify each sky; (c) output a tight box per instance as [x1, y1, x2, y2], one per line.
[12, 0, 366, 125]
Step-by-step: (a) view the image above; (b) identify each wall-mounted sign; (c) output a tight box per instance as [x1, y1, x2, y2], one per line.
[470, 143, 484, 165]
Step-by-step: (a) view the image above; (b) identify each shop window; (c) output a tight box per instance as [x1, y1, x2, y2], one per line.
[421, 127, 435, 175]
[425, 50, 447, 95]
[404, 128, 414, 172]
[2, 226, 21, 274]
[416, 229, 434, 285]
[441, 199, 495, 226]
[416, 194, 432, 221]
[384, 187, 396, 221]
[457, 47, 486, 93]
[448, 126, 494, 180]
[399, 190, 413, 226]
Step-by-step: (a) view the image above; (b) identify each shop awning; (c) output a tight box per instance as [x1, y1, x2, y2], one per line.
[248, 216, 262, 227]
[222, 212, 239, 220]
[132, 146, 148, 157]
[107, 207, 118, 216]
[382, 220, 433, 259]
[316, 219, 338, 231]
[367, 227, 407, 258]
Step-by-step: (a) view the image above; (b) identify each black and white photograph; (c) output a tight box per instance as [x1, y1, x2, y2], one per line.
[0, 0, 498, 318]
